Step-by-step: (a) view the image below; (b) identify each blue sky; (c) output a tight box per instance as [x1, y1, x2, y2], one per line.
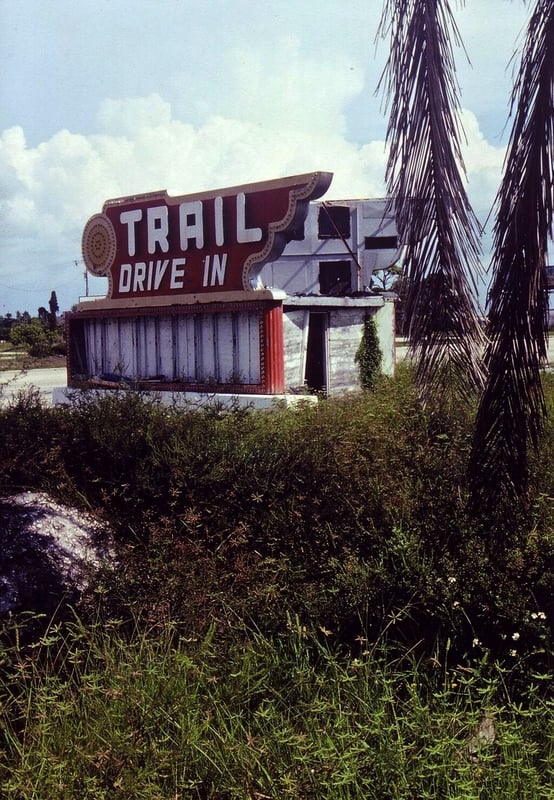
[0, 0, 532, 314]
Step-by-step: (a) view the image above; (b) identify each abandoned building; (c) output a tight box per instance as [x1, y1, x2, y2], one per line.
[56, 172, 401, 406]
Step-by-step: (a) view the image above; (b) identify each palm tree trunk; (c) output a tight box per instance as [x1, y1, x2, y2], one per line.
[469, 0, 554, 506]
[379, 0, 485, 402]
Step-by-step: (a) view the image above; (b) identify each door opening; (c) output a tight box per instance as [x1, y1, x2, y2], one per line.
[305, 312, 328, 392]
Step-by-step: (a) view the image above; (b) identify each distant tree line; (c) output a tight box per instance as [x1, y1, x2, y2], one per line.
[0, 312, 31, 342]
[0, 291, 64, 357]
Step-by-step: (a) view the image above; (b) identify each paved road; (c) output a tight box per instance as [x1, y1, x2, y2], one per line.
[1, 336, 552, 407]
[397, 334, 554, 368]
[0, 367, 67, 406]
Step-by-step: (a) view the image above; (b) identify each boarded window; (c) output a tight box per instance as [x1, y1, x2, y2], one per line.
[365, 235, 398, 250]
[318, 205, 350, 239]
[319, 260, 351, 295]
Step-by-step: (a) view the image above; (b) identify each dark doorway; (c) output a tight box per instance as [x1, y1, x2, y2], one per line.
[305, 313, 327, 392]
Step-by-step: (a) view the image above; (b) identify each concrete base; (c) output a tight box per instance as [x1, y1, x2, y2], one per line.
[52, 386, 317, 410]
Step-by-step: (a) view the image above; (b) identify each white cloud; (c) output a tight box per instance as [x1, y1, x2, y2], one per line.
[0, 94, 509, 313]
[0, 0, 536, 315]
[224, 35, 365, 136]
[97, 95, 173, 137]
[459, 107, 507, 236]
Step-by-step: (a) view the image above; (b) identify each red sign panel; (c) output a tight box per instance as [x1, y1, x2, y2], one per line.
[82, 172, 332, 301]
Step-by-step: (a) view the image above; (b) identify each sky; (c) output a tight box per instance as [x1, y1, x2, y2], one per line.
[0, 0, 533, 315]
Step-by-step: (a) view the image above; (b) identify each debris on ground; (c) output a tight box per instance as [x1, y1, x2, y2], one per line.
[0, 492, 112, 618]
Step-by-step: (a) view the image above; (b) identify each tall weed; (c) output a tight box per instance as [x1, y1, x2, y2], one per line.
[1, 617, 552, 799]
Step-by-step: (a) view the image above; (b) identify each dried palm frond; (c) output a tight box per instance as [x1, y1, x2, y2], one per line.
[378, 0, 485, 402]
[469, 0, 553, 506]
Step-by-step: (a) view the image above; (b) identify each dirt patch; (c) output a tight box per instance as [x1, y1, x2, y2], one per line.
[0, 353, 66, 372]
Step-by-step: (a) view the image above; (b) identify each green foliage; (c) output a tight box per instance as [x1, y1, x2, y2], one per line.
[0, 370, 551, 687]
[370, 262, 402, 292]
[355, 314, 382, 390]
[0, 371, 552, 795]
[0, 618, 552, 799]
[0, 388, 66, 495]
[9, 318, 55, 357]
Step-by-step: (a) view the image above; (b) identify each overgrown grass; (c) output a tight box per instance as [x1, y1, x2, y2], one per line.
[0, 368, 552, 795]
[1, 616, 552, 799]
[0, 368, 552, 672]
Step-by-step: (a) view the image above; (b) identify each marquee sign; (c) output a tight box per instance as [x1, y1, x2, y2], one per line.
[82, 171, 332, 303]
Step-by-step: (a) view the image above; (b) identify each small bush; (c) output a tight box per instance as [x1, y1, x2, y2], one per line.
[355, 314, 382, 389]
[9, 320, 55, 358]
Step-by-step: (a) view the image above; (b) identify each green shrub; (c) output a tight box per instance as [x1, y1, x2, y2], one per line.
[0, 370, 552, 685]
[0, 389, 68, 495]
[9, 319, 55, 358]
[355, 313, 382, 389]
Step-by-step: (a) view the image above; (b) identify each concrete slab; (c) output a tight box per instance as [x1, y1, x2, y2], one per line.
[52, 386, 317, 410]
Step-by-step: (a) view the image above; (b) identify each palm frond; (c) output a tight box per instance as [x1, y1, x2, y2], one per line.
[378, 0, 485, 401]
[469, 0, 553, 506]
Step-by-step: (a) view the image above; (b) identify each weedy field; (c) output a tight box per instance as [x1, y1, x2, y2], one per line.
[0, 365, 552, 798]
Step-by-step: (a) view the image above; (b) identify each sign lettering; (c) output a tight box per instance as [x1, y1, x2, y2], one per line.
[82, 172, 332, 303]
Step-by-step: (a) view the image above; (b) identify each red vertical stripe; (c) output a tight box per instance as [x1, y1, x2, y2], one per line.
[262, 302, 285, 393]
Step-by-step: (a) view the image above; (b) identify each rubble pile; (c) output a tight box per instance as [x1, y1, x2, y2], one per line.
[0, 492, 112, 618]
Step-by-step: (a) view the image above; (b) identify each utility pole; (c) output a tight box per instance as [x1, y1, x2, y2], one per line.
[75, 259, 89, 297]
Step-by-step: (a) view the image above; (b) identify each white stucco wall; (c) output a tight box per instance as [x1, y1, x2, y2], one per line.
[283, 296, 396, 395]
[261, 199, 400, 295]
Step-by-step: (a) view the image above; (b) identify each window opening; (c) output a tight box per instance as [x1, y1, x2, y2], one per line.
[318, 205, 350, 239]
[319, 260, 352, 295]
[365, 235, 399, 250]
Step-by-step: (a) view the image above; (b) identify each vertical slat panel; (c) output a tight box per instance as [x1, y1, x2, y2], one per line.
[235, 311, 260, 384]
[104, 318, 122, 375]
[232, 314, 240, 381]
[216, 312, 234, 382]
[212, 316, 220, 381]
[248, 311, 261, 383]
[85, 319, 98, 375]
[123, 319, 137, 379]
[262, 304, 284, 393]
[142, 317, 157, 377]
[158, 316, 174, 380]
[176, 315, 193, 381]
[200, 314, 217, 381]
[186, 316, 196, 381]
[135, 317, 143, 378]
[76, 303, 279, 389]
[192, 315, 203, 381]
[174, 316, 184, 380]
[283, 310, 308, 389]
